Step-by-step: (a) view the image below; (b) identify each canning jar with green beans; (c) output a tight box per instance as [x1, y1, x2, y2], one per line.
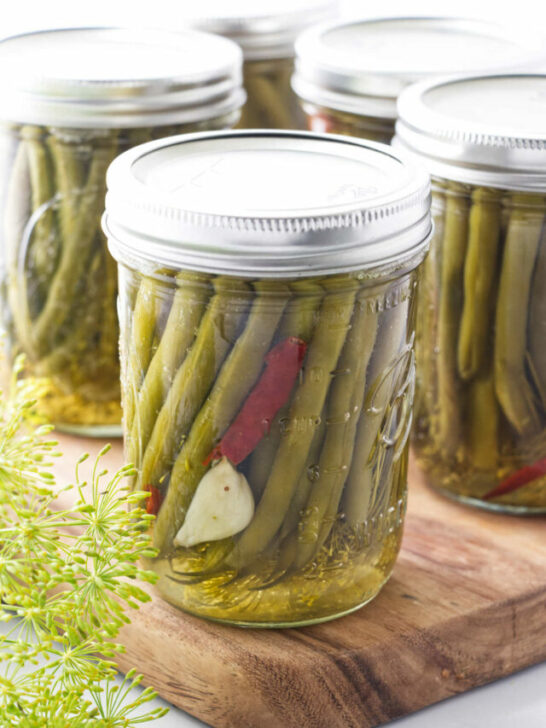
[104, 130, 431, 626]
[179, 0, 338, 130]
[0, 28, 244, 434]
[396, 74, 546, 514]
[292, 17, 543, 144]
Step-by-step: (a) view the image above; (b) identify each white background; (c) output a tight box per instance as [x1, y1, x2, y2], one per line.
[2, 1, 545, 726]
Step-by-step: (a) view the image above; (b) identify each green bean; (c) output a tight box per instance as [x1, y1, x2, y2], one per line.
[153, 281, 289, 552]
[34, 247, 104, 378]
[22, 126, 58, 314]
[467, 373, 499, 472]
[342, 295, 408, 527]
[123, 276, 163, 434]
[242, 75, 294, 130]
[30, 134, 118, 356]
[277, 279, 323, 341]
[98, 234, 121, 367]
[293, 291, 379, 568]
[457, 187, 502, 380]
[415, 195, 444, 419]
[279, 405, 327, 541]
[246, 406, 287, 503]
[128, 273, 211, 470]
[494, 195, 544, 437]
[46, 130, 87, 238]
[136, 277, 250, 491]
[238, 59, 304, 131]
[4, 141, 33, 354]
[528, 216, 546, 406]
[247, 280, 324, 501]
[435, 184, 469, 458]
[224, 277, 357, 570]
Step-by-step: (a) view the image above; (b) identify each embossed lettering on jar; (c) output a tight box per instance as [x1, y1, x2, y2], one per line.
[104, 130, 431, 626]
[0, 28, 244, 434]
[396, 74, 546, 514]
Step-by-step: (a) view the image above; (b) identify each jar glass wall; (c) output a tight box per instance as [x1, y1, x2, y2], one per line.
[0, 28, 244, 435]
[0, 114, 240, 433]
[118, 259, 420, 626]
[301, 101, 395, 144]
[414, 180, 546, 514]
[396, 73, 546, 515]
[104, 130, 431, 625]
[238, 57, 306, 130]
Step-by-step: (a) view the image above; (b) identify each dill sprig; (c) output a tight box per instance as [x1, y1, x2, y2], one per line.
[0, 357, 168, 726]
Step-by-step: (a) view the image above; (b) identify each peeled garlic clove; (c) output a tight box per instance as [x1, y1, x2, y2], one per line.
[174, 457, 255, 548]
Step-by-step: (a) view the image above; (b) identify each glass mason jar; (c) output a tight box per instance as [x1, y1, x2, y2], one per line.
[292, 17, 543, 144]
[178, 0, 338, 130]
[104, 130, 431, 627]
[0, 28, 244, 435]
[396, 74, 546, 514]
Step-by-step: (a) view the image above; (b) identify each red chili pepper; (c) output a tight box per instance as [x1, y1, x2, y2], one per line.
[144, 484, 163, 515]
[204, 337, 307, 467]
[483, 456, 546, 500]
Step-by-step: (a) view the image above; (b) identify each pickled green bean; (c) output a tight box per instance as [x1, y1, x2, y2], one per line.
[239, 60, 303, 130]
[293, 291, 378, 568]
[5, 141, 33, 354]
[137, 277, 250, 492]
[458, 187, 502, 380]
[247, 406, 286, 502]
[123, 276, 163, 435]
[34, 247, 104, 375]
[153, 281, 289, 552]
[342, 296, 408, 527]
[23, 126, 57, 313]
[247, 280, 324, 501]
[467, 373, 499, 473]
[494, 195, 544, 437]
[128, 273, 211, 469]
[279, 405, 326, 541]
[225, 278, 357, 570]
[415, 195, 444, 419]
[528, 218, 546, 405]
[30, 135, 118, 356]
[436, 185, 469, 458]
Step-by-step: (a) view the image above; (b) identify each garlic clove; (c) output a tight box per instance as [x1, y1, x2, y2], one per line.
[173, 457, 255, 548]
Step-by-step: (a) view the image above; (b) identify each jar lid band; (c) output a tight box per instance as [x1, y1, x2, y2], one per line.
[0, 28, 245, 128]
[104, 130, 431, 277]
[395, 74, 546, 191]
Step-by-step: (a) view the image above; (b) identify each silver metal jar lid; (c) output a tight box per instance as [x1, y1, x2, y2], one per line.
[103, 130, 431, 278]
[395, 74, 546, 192]
[0, 28, 245, 128]
[177, 0, 339, 60]
[292, 17, 544, 121]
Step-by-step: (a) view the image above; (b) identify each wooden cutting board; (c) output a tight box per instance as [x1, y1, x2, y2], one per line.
[53, 433, 546, 728]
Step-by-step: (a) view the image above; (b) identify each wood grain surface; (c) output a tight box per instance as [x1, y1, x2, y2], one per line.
[53, 433, 546, 728]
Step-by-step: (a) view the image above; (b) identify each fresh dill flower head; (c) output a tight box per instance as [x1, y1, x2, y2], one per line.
[0, 357, 168, 726]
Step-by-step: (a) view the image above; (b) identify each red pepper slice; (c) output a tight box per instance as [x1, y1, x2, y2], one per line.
[204, 337, 307, 467]
[483, 456, 546, 500]
[144, 484, 163, 515]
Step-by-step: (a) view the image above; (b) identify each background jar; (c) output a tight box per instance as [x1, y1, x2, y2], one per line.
[396, 74, 546, 514]
[0, 27, 244, 435]
[178, 0, 338, 130]
[104, 130, 431, 627]
[292, 16, 544, 144]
